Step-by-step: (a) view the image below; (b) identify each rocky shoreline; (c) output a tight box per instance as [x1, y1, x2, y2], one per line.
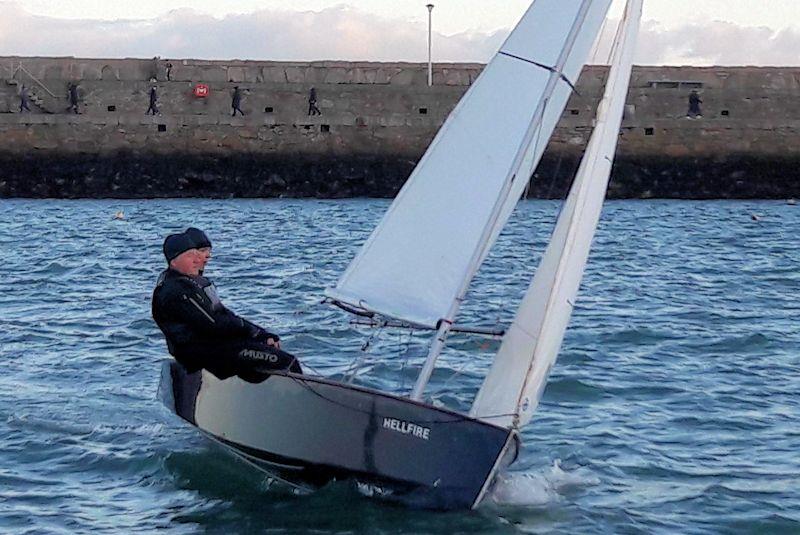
[2, 151, 798, 200]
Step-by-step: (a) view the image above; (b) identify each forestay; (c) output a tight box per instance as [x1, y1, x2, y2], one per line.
[470, 0, 643, 428]
[326, 0, 613, 329]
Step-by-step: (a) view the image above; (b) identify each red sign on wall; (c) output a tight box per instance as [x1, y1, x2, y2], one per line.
[193, 83, 209, 98]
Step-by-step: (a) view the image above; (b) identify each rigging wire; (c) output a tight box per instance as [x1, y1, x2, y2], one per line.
[590, 12, 611, 65]
[397, 328, 415, 395]
[547, 15, 624, 209]
[428, 357, 472, 400]
[344, 320, 385, 383]
[545, 148, 567, 199]
[286, 374, 518, 424]
[608, 5, 628, 65]
[297, 361, 326, 378]
[427, 326, 500, 402]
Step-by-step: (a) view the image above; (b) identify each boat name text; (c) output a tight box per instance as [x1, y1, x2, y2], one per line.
[382, 418, 430, 441]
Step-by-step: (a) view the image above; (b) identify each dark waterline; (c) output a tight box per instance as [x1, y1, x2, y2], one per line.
[1, 199, 798, 533]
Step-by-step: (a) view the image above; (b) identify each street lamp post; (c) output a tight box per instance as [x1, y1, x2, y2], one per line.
[426, 4, 434, 86]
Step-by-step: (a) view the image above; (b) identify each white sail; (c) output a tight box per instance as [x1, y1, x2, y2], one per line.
[470, 0, 643, 428]
[326, 0, 613, 329]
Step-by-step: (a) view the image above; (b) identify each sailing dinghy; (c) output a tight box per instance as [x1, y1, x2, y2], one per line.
[159, 0, 643, 510]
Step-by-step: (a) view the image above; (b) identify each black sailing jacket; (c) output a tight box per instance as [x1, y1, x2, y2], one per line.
[151, 268, 278, 372]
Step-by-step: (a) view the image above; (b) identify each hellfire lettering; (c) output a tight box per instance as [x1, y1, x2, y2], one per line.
[382, 417, 431, 441]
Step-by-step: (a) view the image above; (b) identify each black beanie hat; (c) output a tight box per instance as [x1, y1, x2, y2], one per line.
[185, 227, 212, 249]
[163, 232, 197, 263]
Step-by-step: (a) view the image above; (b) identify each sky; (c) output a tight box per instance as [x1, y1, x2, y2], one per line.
[2, 0, 799, 65]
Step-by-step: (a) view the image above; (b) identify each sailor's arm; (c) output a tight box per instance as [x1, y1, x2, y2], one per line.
[167, 281, 256, 339]
[241, 317, 281, 348]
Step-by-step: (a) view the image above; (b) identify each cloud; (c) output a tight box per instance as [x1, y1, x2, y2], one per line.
[632, 19, 800, 66]
[0, 1, 797, 66]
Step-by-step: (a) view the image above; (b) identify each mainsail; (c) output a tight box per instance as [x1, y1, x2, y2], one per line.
[470, 0, 643, 428]
[326, 0, 613, 329]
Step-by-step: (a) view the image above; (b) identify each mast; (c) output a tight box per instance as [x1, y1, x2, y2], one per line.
[411, 0, 599, 400]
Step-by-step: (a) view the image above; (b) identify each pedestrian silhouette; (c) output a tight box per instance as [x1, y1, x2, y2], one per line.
[231, 86, 244, 116]
[308, 87, 321, 116]
[166, 62, 173, 81]
[146, 86, 160, 115]
[150, 56, 160, 82]
[687, 90, 703, 118]
[19, 84, 31, 113]
[67, 83, 80, 114]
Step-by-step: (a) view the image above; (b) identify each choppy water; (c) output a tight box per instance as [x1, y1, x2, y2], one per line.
[1, 199, 798, 534]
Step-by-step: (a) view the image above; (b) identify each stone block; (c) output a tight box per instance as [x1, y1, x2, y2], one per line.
[243, 68, 261, 84]
[305, 67, 328, 84]
[33, 138, 60, 150]
[567, 135, 586, 146]
[170, 67, 195, 82]
[262, 67, 288, 83]
[83, 66, 102, 81]
[197, 67, 228, 83]
[374, 69, 392, 85]
[389, 69, 415, 85]
[443, 69, 467, 86]
[218, 134, 245, 150]
[352, 68, 376, 85]
[285, 67, 305, 84]
[118, 114, 142, 126]
[377, 113, 407, 127]
[139, 116, 162, 126]
[44, 65, 64, 80]
[324, 68, 349, 84]
[100, 65, 119, 81]
[77, 139, 99, 152]
[227, 67, 246, 82]
[662, 144, 691, 157]
[411, 69, 429, 86]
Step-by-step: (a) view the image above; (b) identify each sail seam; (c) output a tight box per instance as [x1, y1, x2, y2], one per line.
[498, 51, 578, 92]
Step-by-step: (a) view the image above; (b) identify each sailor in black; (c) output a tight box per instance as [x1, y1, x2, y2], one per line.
[152, 231, 301, 378]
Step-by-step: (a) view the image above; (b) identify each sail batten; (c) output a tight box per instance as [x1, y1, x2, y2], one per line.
[326, 0, 613, 329]
[470, 0, 644, 428]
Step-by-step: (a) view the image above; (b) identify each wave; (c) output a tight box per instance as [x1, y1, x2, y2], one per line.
[485, 460, 599, 508]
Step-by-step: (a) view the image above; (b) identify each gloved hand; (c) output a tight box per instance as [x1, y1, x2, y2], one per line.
[253, 327, 281, 349]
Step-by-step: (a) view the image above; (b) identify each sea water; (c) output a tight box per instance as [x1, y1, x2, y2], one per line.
[1, 199, 797, 533]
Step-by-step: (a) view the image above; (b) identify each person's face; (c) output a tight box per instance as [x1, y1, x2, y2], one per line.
[197, 247, 212, 270]
[170, 249, 202, 276]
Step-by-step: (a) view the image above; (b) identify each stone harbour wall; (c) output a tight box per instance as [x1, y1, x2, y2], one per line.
[0, 56, 799, 198]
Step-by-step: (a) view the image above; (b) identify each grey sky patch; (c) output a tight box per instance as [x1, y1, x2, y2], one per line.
[0, 2, 797, 66]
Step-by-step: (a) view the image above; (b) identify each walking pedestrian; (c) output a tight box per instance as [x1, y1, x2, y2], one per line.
[231, 86, 244, 116]
[146, 86, 160, 115]
[166, 62, 173, 81]
[19, 84, 31, 113]
[308, 87, 321, 116]
[687, 89, 703, 118]
[150, 56, 160, 82]
[67, 83, 80, 114]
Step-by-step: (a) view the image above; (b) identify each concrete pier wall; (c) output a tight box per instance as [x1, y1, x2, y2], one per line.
[1, 56, 798, 198]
